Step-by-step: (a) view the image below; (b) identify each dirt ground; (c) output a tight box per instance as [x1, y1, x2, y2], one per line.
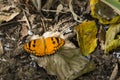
[0, 0, 120, 80]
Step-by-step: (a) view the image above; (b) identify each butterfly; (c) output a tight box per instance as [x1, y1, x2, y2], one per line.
[24, 37, 65, 56]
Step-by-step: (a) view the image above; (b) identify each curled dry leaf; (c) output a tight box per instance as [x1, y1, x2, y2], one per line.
[90, 0, 120, 24]
[105, 23, 120, 53]
[75, 21, 98, 56]
[105, 39, 120, 54]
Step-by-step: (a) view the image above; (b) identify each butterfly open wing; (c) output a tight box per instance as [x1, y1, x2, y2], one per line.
[24, 37, 65, 56]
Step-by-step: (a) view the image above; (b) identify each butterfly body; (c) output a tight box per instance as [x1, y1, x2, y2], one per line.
[24, 37, 65, 56]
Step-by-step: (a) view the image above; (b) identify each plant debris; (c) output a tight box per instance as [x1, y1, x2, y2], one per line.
[0, 0, 120, 80]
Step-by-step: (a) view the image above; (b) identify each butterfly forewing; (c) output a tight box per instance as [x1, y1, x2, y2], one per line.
[24, 38, 45, 56]
[45, 37, 65, 55]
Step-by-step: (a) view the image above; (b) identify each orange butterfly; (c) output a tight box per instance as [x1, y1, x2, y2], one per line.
[24, 37, 65, 56]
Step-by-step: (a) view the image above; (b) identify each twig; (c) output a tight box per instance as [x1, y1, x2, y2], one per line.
[109, 63, 118, 80]
[37, 0, 41, 11]
[23, 10, 32, 30]
[0, 20, 25, 27]
[69, 0, 82, 22]
[42, 9, 66, 13]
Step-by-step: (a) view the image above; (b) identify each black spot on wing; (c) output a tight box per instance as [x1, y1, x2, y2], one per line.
[55, 37, 59, 44]
[32, 40, 36, 47]
[51, 37, 56, 44]
[28, 41, 31, 48]
[51, 37, 54, 41]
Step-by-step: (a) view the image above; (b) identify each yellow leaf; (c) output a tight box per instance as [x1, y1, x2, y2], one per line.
[105, 39, 120, 53]
[75, 21, 98, 56]
[105, 23, 120, 53]
[90, 0, 120, 24]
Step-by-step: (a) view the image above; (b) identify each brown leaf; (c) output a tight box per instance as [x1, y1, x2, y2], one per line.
[20, 25, 28, 40]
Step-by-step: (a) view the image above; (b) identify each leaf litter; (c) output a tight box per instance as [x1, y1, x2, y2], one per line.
[0, 0, 120, 80]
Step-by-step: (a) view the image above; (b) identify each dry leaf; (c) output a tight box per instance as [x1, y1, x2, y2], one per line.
[109, 63, 118, 80]
[0, 12, 20, 23]
[6, 12, 20, 22]
[98, 26, 106, 50]
[75, 21, 98, 56]
[20, 25, 28, 40]
[105, 39, 120, 53]
[0, 5, 20, 23]
[56, 4, 63, 14]
[90, 0, 120, 24]
[105, 23, 120, 53]
[34, 48, 95, 80]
